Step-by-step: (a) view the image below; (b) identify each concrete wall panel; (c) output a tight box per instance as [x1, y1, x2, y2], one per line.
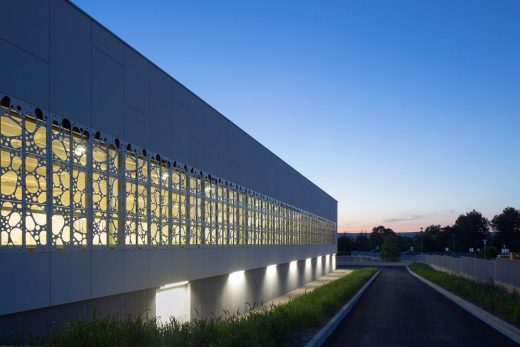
[0, 287, 156, 338]
[0, 39, 49, 109]
[0, 252, 50, 316]
[124, 104, 150, 147]
[171, 99, 190, 165]
[150, 67, 173, 157]
[124, 249, 151, 292]
[120, 288, 155, 318]
[50, 251, 92, 306]
[92, 250, 125, 298]
[0, 306, 47, 339]
[92, 22, 125, 65]
[92, 47, 124, 138]
[171, 248, 191, 282]
[0, 0, 50, 62]
[50, 0, 92, 125]
[124, 48, 150, 116]
[150, 249, 173, 288]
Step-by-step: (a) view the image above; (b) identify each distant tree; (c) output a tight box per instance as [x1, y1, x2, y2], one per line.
[370, 225, 395, 250]
[442, 225, 457, 252]
[479, 246, 498, 260]
[453, 210, 489, 252]
[381, 234, 399, 261]
[337, 234, 355, 255]
[354, 232, 370, 251]
[419, 225, 444, 252]
[491, 207, 520, 252]
[397, 235, 413, 252]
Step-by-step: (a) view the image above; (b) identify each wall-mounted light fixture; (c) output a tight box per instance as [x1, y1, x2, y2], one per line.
[160, 281, 188, 290]
[228, 270, 245, 286]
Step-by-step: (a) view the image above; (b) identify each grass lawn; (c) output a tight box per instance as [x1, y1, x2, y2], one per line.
[409, 262, 520, 327]
[40, 268, 377, 347]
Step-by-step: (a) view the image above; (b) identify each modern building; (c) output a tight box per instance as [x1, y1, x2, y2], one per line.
[0, 0, 337, 337]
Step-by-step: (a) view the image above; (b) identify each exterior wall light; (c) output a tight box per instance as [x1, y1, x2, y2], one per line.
[289, 260, 298, 272]
[266, 264, 277, 277]
[156, 281, 190, 323]
[228, 270, 245, 286]
[160, 281, 189, 290]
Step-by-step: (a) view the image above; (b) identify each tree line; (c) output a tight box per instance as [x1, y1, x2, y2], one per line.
[338, 207, 520, 256]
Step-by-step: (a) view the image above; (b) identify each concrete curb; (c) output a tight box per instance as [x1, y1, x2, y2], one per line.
[407, 266, 520, 344]
[304, 270, 380, 347]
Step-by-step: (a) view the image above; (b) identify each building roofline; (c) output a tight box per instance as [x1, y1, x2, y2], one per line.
[67, 0, 337, 203]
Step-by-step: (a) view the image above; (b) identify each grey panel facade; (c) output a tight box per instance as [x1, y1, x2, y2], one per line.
[0, 0, 336, 221]
[0, 0, 338, 334]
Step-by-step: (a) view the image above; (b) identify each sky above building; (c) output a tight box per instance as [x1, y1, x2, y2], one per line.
[73, 0, 520, 232]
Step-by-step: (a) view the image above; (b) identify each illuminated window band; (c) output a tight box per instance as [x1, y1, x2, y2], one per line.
[0, 96, 336, 250]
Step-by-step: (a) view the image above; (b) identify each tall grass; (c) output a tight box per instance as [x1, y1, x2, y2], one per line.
[44, 268, 377, 347]
[410, 262, 520, 327]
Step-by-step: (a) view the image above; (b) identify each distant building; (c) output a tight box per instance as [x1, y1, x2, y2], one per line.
[0, 0, 337, 336]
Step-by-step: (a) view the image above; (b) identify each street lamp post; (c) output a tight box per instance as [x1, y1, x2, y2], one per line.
[483, 239, 487, 259]
[420, 227, 424, 253]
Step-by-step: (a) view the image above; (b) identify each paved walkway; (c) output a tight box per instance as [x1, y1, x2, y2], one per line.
[252, 269, 352, 312]
[324, 267, 517, 347]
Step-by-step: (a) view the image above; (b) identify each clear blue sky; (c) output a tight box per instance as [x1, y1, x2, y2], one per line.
[74, 0, 520, 232]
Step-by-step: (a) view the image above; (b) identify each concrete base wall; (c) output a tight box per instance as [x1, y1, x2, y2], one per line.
[0, 288, 156, 341]
[190, 254, 336, 319]
[0, 244, 335, 317]
[0, 254, 335, 340]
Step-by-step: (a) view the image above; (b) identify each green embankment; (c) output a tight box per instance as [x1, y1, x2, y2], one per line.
[410, 262, 520, 327]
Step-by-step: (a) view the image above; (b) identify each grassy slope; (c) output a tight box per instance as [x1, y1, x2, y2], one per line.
[44, 268, 377, 347]
[409, 262, 520, 327]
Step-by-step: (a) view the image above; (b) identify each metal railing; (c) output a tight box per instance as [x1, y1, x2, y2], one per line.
[418, 254, 520, 289]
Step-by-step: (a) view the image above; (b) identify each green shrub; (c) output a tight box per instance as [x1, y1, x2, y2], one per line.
[44, 268, 377, 347]
[381, 234, 400, 261]
[479, 246, 498, 259]
[410, 262, 520, 327]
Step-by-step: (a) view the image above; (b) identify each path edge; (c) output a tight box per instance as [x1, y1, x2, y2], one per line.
[407, 265, 520, 344]
[304, 269, 380, 347]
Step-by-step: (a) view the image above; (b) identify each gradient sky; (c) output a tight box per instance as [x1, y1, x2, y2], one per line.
[73, 0, 520, 232]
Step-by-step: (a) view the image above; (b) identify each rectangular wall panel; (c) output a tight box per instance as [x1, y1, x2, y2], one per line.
[0, 0, 50, 62]
[92, 47, 125, 138]
[50, 0, 92, 125]
[0, 39, 49, 109]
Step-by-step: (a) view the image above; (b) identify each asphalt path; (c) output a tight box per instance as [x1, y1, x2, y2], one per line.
[324, 267, 517, 347]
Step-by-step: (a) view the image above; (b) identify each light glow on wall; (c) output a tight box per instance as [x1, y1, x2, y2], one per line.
[263, 264, 279, 296]
[156, 281, 190, 324]
[289, 260, 298, 273]
[228, 270, 245, 287]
